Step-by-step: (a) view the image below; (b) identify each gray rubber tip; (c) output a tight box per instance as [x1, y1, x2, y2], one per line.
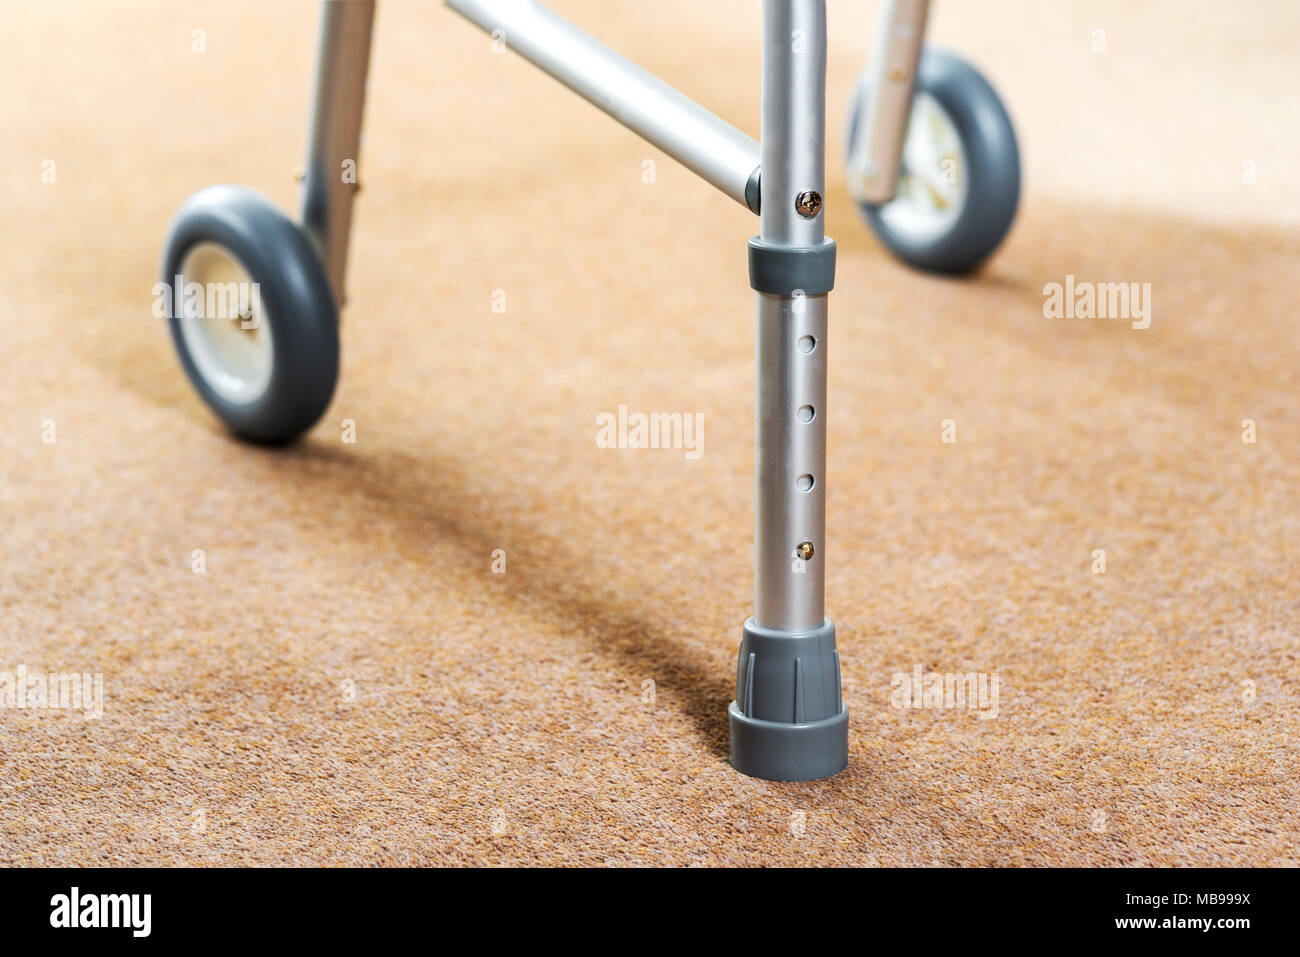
[728, 618, 848, 781]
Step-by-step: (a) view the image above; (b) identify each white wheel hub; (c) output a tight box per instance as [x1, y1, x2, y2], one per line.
[175, 242, 274, 406]
[878, 92, 968, 245]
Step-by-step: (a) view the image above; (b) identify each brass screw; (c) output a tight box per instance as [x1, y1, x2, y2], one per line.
[292, 166, 306, 183]
[889, 66, 908, 82]
[796, 541, 815, 561]
[795, 190, 822, 218]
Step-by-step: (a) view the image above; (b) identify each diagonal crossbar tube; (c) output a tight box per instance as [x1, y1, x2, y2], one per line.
[446, 0, 762, 212]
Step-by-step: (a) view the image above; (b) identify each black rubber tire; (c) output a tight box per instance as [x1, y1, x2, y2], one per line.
[161, 184, 339, 443]
[848, 48, 1021, 274]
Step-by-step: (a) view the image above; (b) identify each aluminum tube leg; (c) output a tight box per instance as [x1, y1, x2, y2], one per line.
[728, 0, 847, 782]
[846, 0, 928, 205]
[301, 0, 376, 307]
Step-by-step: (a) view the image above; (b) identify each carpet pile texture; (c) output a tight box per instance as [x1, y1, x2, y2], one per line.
[1, 0, 1296, 865]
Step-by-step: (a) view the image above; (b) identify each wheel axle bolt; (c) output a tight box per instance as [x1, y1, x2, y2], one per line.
[796, 541, 815, 561]
[795, 190, 822, 218]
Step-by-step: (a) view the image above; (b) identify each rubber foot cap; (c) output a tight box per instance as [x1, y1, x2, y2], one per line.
[728, 617, 849, 781]
[729, 702, 848, 781]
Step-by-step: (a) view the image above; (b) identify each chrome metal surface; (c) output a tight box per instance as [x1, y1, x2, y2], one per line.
[795, 189, 823, 218]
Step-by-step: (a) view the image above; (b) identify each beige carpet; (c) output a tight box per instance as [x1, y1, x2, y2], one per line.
[1, 0, 1297, 866]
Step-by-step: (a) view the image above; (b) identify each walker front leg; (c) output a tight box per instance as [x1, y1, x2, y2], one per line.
[300, 0, 376, 307]
[157, 0, 374, 442]
[729, 0, 847, 781]
[846, 0, 928, 205]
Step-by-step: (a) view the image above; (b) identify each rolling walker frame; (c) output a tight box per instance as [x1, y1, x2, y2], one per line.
[298, 0, 933, 781]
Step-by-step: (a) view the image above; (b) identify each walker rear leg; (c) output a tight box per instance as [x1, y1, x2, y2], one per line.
[301, 0, 377, 307]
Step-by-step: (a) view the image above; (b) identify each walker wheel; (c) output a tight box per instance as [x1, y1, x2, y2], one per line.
[846, 49, 1021, 274]
[161, 185, 339, 443]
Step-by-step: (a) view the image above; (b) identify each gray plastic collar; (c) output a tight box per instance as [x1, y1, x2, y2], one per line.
[748, 237, 837, 296]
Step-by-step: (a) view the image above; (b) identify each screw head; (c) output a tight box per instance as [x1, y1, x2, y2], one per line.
[795, 190, 823, 218]
[796, 541, 815, 561]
